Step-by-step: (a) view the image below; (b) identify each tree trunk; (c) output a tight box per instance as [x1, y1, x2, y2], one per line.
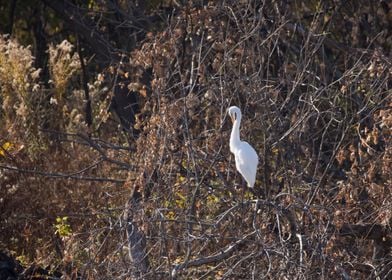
[124, 186, 149, 277]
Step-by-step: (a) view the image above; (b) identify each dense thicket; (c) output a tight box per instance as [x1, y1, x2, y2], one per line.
[0, 1, 391, 279]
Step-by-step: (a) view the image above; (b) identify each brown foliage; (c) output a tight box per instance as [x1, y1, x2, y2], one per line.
[1, 1, 391, 279]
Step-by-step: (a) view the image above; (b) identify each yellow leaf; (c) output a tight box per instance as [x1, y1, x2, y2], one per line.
[207, 194, 219, 204]
[244, 191, 254, 200]
[179, 176, 186, 183]
[166, 211, 176, 219]
[176, 192, 186, 201]
[0, 141, 13, 156]
[175, 192, 187, 208]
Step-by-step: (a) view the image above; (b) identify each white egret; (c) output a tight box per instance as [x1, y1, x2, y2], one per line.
[228, 106, 259, 188]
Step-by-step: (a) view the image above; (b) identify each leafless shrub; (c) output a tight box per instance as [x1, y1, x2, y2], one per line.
[0, 1, 391, 279]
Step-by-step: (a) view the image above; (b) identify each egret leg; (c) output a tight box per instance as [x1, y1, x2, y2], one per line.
[240, 178, 246, 215]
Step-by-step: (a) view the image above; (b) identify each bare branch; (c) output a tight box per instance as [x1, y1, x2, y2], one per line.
[0, 164, 125, 183]
[41, 0, 118, 63]
[171, 231, 256, 277]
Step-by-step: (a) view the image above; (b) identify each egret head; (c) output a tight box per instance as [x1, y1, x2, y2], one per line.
[227, 106, 242, 123]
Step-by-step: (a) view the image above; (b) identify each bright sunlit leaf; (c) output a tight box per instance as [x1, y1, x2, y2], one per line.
[0, 141, 13, 156]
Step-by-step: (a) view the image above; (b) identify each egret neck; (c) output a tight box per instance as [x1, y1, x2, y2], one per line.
[230, 113, 241, 153]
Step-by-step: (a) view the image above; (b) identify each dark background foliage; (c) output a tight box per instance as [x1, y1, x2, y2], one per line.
[0, 0, 391, 279]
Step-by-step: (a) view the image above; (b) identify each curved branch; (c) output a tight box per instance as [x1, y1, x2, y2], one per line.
[171, 231, 256, 277]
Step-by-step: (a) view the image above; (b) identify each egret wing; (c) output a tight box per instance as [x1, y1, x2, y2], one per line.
[235, 141, 259, 187]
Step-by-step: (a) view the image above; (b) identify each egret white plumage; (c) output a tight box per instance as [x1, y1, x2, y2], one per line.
[228, 106, 259, 188]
